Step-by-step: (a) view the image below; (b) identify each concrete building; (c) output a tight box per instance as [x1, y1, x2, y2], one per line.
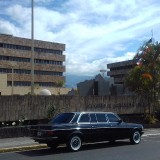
[107, 60, 138, 96]
[0, 34, 70, 95]
[107, 60, 137, 85]
[77, 60, 138, 96]
[77, 74, 114, 96]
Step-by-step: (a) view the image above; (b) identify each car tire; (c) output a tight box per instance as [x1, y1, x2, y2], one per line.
[67, 135, 82, 151]
[130, 130, 141, 144]
[47, 142, 58, 149]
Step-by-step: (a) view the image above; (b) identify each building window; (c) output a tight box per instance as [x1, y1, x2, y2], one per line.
[7, 81, 57, 87]
[0, 55, 63, 66]
[0, 67, 63, 76]
[0, 42, 63, 55]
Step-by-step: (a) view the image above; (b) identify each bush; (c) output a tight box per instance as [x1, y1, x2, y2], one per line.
[155, 108, 160, 121]
[144, 114, 158, 124]
[47, 104, 60, 119]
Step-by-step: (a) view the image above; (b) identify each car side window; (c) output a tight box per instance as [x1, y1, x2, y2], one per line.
[71, 113, 80, 123]
[90, 114, 97, 123]
[107, 114, 120, 123]
[96, 113, 108, 122]
[79, 114, 90, 123]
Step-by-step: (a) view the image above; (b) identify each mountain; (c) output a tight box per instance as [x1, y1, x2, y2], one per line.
[65, 74, 93, 88]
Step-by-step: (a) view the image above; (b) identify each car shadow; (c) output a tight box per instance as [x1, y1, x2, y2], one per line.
[17, 141, 132, 157]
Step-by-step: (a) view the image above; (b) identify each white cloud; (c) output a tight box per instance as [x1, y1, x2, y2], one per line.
[35, 0, 53, 2]
[7, 4, 30, 23]
[0, 0, 160, 77]
[0, 19, 19, 35]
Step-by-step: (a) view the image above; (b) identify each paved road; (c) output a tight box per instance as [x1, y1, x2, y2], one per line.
[0, 133, 160, 160]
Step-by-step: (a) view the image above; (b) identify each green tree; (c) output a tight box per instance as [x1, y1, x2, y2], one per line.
[56, 81, 65, 87]
[125, 66, 153, 94]
[125, 40, 160, 114]
[55, 80, 65, 95]
[47, 103, 60, 119]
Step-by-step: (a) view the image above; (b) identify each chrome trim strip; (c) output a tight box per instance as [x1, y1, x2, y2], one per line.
[33, 137, 58, 140]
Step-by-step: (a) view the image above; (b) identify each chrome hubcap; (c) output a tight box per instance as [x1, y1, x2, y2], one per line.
[71, 136, 81, 151]
[133, 131, 140, 143]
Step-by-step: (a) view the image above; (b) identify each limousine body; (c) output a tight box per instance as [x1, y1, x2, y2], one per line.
[30, 112, 144, 151]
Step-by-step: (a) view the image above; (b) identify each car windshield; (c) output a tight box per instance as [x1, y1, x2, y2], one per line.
[49, 113, 75, 124]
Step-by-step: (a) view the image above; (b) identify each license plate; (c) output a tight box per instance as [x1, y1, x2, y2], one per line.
[37, 131, 42, 137]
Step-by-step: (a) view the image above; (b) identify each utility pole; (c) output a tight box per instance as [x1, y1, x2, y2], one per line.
[31, 0, 34, 95]
[11, 67, 14, 95]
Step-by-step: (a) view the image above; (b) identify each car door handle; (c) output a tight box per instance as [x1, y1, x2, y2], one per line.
[92, 126, 95, 128]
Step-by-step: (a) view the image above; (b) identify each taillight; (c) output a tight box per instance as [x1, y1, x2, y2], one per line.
[46, 131, 54, 135]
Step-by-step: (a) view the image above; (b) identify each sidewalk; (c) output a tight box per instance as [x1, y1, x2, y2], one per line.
[0, 137, 38, 149]
[0, 137, 47, 153]
[0, 128, 160, 153]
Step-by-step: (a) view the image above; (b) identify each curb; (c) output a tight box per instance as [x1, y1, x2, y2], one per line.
[0, 144, 47, 153]
[143, 124, 160, 128]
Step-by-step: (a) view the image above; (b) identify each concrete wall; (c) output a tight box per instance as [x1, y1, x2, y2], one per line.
[0, 95, 147, 122]
[0, 74, 7, 95]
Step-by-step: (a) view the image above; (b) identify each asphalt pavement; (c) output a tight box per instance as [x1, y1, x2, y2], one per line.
[0, 132, 160, 160]
[0, 128, 160, 153]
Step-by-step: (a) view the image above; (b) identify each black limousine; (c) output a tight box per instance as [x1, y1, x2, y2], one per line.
[30, 112, 144, 151]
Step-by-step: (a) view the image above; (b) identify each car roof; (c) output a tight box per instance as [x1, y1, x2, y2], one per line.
[67, 112, 115, 114]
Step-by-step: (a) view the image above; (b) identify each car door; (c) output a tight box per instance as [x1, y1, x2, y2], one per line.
[78, 113, 93, 142]
[88, 113, 100, 142]
[107, 113, 128, 140]
[93, 113, 110, 141]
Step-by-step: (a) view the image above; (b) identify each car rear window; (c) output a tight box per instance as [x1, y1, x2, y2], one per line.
[107, 113, 120, 122]
[50, 113, 75, 124]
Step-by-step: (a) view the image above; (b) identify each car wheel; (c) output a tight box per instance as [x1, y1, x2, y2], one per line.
[47, 142, 58, 149]
[67, 135, 82, 151]
[130, 130, 141, 144]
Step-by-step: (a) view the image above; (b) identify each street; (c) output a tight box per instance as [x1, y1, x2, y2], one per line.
[0, 134, 160, 160]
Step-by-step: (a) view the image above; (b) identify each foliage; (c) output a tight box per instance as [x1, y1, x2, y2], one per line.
[125, 40, 160, 114]
[134, 41, 160, 85]
[74, 88, 79, 95]
[125, 66, 153, 94]
[47, 103, 60, 119]
[55, 81, 65, 87]
[155, 108, 160, 121]
[54, 81, 65, 95]
[126, 41, 160, 93]
[33, 84, 40, 89]
[144, 114, 158, 124]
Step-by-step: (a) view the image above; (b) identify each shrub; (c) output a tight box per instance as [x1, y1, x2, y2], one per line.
[144, 114, 158, 124]
[47, 104, 60, 119]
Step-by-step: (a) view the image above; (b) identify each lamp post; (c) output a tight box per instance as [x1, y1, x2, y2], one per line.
[10, 62, 16, 95]
[31, 0, 35, 95]
[11, 67, 14, 95]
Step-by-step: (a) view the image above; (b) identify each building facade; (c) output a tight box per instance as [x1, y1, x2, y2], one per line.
[76, 60, 137, 96]
[77, 74, 114, 96]
[107, 60, 137, 85]
[0, 34, 69, 95]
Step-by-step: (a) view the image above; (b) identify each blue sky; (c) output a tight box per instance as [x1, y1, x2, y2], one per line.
[0, 0, 160, 77]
